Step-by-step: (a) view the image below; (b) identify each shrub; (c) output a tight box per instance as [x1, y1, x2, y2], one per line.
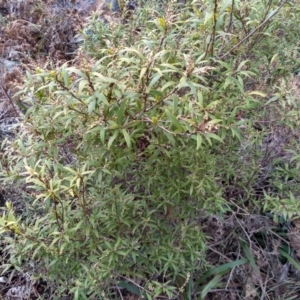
[1, 0, 300, 298]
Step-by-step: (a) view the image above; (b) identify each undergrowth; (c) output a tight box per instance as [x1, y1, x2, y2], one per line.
[1, 0, 300, 299]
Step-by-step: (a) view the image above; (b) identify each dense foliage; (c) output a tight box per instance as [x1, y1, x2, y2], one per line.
[1, 0, 300, 298]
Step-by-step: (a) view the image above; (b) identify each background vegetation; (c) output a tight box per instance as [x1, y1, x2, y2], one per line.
[1, 0, 300, 299]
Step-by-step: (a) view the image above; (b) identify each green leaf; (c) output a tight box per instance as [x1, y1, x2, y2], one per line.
[197, 258, 248, 285]
[108, 119, 120, 129]
[119, 47, 145, 60]
[204, 134, 211, 146]
[131, 251, 137, 264]
[67, 67, 85, 77]
[279, 248, 300, 272]
[74, 289, 79, 300]
[140, 67, 148, 80]
[237, 60, 249, 71]
[230, 127, 242, 141]
[100, 126, 106, 144]
[92, 72, 118, 83]
[161, 81, 177, 91]
[160, 63, 180, 72]
[118, 281, 142, 296]
[108, 131, 118, 149]
[205, 132, 223, 143]
[116, 100, 127, 124]
[63, 71, 70, 87]
[165, 110, 184, 132]
[223, 76, 233, 89]
[239, 238, 260, 276]
[236, 75, 244, 93]
[78, 79, 88, 94]
[88, 99, 96, 114]
[149, 89, 164, 98]
[200, 274, 222, 299]
[204, 12, 214, 25]
[122, 129, 131, 148]
[264, 95, 279, 106]
[196, 133, 202, 150]
[149, 74, 162, 88]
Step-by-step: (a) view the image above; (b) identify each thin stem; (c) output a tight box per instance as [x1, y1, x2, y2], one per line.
[221, 0, 289, 59]
[205, 0, 218, 58]
[0, 83, 18, 116]
[145, 87, 178, 112]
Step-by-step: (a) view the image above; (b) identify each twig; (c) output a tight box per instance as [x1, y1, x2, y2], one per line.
[226, 0, 235, 33]
[220, 0, 289, 59]
[0, 83, 18, 116]
[145, 87, 178, 112]
[205, 0, 218, 58]
[115, 284, 124, 300]
[142, 116, 174, 135]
